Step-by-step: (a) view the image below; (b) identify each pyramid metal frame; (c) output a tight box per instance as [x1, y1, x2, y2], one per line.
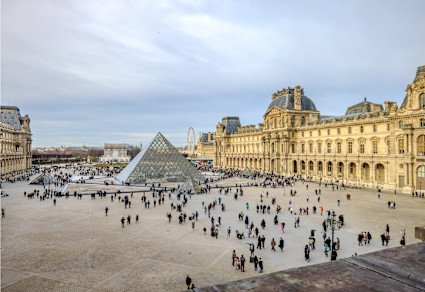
[116, 132, 205, 184]
[30, 172, 57, 185]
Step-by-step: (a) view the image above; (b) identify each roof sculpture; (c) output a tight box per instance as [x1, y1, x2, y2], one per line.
[116, 132, 205, 184]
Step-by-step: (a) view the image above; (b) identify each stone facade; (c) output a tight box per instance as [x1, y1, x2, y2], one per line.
[0, 106, 32, 180]
[100, 143, 130, 162]
[197, 132, 214, 159]
[214, 66, 425, 193]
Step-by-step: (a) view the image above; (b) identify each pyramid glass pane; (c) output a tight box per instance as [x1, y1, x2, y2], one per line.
[116, 133, 205, 184]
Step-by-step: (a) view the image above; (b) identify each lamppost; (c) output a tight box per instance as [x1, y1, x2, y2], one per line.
[326, 210, 340, 253]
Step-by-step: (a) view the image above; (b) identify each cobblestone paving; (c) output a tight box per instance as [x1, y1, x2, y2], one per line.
[1, 175, 424, 291]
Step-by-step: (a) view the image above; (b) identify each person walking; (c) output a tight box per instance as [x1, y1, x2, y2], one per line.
[279, 238, 284, 252]
[121, 217, 125, 228]
[53, 198, 56, 206]
[386, 224, 390, 235]
[1, 208, 5, 218]
[240, 255, 245, 272]
[232, 250, 236, 266]
[185, 275, 192, 290]
[136, 215, 139, 223]
[258, 258, 263, 272]
[271, 238, 276, 251]
[127, 214, 131, 224]
[253, 255, 258, 271]
[105, 207, 108, 216]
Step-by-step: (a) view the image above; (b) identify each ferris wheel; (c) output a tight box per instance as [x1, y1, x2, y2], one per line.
[187, 127, 195, 156]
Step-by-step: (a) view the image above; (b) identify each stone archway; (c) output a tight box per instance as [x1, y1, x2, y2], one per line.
[348, 162, 357, 179]
[375, 163, 385, 183]
[417, 166, 425, 190]
[361, 163, 370, 180]
[337, 162, 344, 178]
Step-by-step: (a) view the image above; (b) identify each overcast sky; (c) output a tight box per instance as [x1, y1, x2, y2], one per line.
[2, 0, 425, 148]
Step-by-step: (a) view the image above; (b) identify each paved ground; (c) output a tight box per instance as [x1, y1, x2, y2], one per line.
[1, 174, 424, 291]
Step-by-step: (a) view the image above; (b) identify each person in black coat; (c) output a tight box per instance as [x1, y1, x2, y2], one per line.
[186, 275, 191, 290]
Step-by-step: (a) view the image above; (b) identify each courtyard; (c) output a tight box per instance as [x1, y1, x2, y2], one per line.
[1, 172, 424, 291]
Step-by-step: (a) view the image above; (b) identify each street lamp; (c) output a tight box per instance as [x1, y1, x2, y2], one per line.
[326, 210, 338, 252]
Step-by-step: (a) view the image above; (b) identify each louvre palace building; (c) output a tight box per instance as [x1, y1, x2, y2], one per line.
[0, 106, 32, 180]
[212, 65, 425, 193]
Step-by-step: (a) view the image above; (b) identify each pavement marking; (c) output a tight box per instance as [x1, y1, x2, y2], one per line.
[207, 248, 229, 269]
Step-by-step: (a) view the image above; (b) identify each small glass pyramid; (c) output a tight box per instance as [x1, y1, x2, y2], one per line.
[116, 132, 205, 184]
[30, 172, 57, 185]
[181, 178, 203, 194]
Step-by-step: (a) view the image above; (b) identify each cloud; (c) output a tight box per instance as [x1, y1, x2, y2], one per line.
[2, 0, 425, 147]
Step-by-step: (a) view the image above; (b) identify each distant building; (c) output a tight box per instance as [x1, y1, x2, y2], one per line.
[197, 132, 214, 160]
[0, 106, 32, 179]
[100, 143, 130, 163]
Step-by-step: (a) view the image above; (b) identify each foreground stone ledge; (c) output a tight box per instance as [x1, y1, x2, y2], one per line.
[197, 242, 425, 291]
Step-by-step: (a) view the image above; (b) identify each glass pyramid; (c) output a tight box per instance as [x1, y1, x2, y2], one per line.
[241, 167, 253, 177]
[30, 172, 57, 185]
[116, 132, 205, 184]
[181, 178, 203, 194]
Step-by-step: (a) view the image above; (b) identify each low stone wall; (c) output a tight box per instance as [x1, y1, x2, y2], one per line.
[415, 226, 425, 241]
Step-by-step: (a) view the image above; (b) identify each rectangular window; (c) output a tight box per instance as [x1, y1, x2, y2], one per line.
[387, 123, 390, 131]
[327, 129, 330, 135]
[348, 127, 352, 134]
[360, 126, 364, 133]
[386, 140, 390, 154]
[310, 131, 312, 137]
[373, 141, 378, 154]
[337, 128, 341, 134]
[302, 132, 304, 137]
[360, 141, 365, 153]
[337, 142, 341, 153]
[318, 143, 322, 153]
[318, 130, 321, 136]
[373, 125, 377, 132]
[399, 121, 403, 128]
[291, 143, 295, 153]
[421, 119, 425, 128]
[309, 143, 313, 153]
[327, 142, 331, 154]
[399, 139, 405, 154]
[348, 141, 353, 153]
[301, 144, 305, 153]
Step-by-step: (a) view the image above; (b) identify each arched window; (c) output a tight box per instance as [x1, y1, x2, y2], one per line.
[318, 161, 323, 172]
[309, 161, 314, 171]
[418, 135, 425, 156]
[301, 161, 306, 171]
[327, 162, 333, 173]
[301, 117, 305, 126]
[420, 93, 425, 108]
